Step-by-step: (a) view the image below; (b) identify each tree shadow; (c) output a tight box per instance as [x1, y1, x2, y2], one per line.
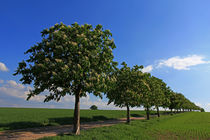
[0, 115, 113, 131]
[161, 111, 171, 115]
[0, 121, 46, 131]
[130, 114, 144, 117]
[0, 115, 144, 139]
[48, 115, 112, 125]
[0, 121, 73, 140]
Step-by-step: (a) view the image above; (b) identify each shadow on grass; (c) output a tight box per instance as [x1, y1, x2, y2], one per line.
[0, 113, 146, 131]
[0, 115, 146, 139]
[0, 115, 113, 131]
[0, 121, 46, 130]
[130, 114, 144, 117]
[48, 115, 113, 125]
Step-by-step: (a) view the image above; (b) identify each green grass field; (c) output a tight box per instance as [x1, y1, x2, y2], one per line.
[40, 112, 210, 140]
[0, 107, 146, 131]
[1, 108, 209, 139]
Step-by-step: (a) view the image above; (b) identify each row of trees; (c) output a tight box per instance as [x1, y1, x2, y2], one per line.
[14, 23, 203, 135]
[106, 62, 203, 122]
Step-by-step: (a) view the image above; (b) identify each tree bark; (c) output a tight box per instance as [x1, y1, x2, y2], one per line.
[146, 106, 150, 120]
[156, 106, 160, 117]
[126, 104, 130, 123]
[73, 87, 81, 135]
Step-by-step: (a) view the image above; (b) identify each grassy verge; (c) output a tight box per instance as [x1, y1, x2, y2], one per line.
[40, 112, 210, 140]
[0, 107, 146, 131]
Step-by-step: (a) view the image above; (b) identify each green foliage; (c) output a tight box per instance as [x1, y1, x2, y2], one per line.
[139, 73, 153, 108]
[201, 108, 205, 112]
[106, 62, 144, 108]
[39, 112, 210, 140]
[167, 91, 200, 112]
[161, 87, 172, 109]
[14, 22, 117, 102]
[150, 76, 166, 107]
[90, 105, 98, 110]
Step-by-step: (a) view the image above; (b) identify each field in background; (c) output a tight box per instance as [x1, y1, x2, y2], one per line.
[0, 107, 148, 131]
[40, 112, 210, 140]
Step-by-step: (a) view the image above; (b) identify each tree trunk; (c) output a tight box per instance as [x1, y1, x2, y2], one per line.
[126, 104, 130, 123]
[170, 108, 173, 114]
[73, 87, 81, 135]
[146, 106, 150, 120]
[156, 106, 160, 117]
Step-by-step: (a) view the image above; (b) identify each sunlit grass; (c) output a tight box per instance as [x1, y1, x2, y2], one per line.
[40, 112, 210, 140]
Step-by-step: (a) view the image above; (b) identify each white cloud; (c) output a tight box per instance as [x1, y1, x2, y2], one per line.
[0, 86, 26, 99]
[7, 80, 24, 89]
[142, 65, 153, 73]
[0, 80, 114, 108]
[206, 103, 210, 109]
[157, 55, 209, 70]
[203, 103, 210, 112]
[0, 80, 138, 110]
[194, 102, 210, 112]
[0, 80, 44, 102]
[195, 102, 202, 107]
[80, 95, 117, 110]
[61, 94, 121, 110]
[7, 80, 17, 86]
[0, 62, 9, 71]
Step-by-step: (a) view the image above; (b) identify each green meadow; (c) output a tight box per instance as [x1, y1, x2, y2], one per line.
[1, 108, 209, 139]
[0, 107, 145, 131]
[40, 112, 210, 140]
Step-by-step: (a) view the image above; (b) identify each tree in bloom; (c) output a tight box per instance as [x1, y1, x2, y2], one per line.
[14, 22, 117, 135]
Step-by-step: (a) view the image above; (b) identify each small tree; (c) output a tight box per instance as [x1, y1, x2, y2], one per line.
[168, 91, 178, 114]
[106, 62, 143, 123]
[175, 93, 185, 112]
[150, 77, 167, 117]
[200, 108, 205, 112]
[90, 105, 98, 110]
[162, 86, 172, 113]
[140, 73, 154, 120]
[14, 22, 117, 135]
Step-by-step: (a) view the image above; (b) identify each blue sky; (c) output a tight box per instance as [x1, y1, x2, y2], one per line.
[0, 0, 210, 111]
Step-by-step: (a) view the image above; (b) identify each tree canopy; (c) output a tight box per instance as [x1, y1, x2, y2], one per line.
[14, 22, 117, 134]
[90, 105, 98, 110]
[106, 62, 144, 123]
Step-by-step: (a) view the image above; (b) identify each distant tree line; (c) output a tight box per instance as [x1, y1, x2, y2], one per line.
[105, 62, 204, 122]
[14, 22, 204, 135]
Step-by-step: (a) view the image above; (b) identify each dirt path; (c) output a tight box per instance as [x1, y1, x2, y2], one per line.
[0, 117, 145, 140]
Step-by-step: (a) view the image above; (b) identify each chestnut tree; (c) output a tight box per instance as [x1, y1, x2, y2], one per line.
[14, 22, 117, 135]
